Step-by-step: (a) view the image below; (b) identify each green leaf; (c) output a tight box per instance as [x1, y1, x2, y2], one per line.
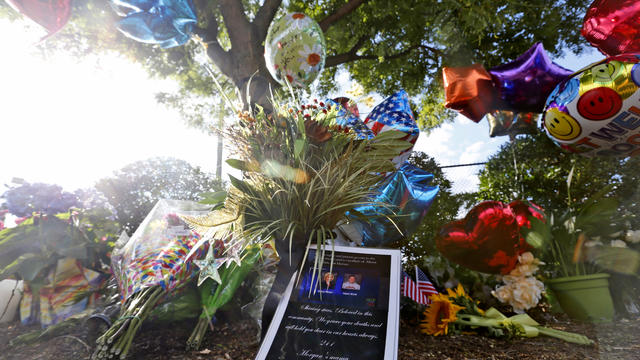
[226, 159, 249, 171]
[200, 245, 261, 315]
[228, 175, 254, 196]
[199, 190, 227, 205]
[522, 216, 551, 248]
[576, 198, 618, 231]
[370, 130, 407, 142]
[0, 253, 50, 281]
[294, 139, 305, 158]
[579, 184, 615, 213]
[525, 231, 544, 248]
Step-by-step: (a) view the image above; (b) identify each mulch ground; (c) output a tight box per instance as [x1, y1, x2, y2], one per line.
[1, 314, 639, 360]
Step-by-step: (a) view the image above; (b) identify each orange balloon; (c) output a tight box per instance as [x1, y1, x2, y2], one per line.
[442, 64, 498, 122]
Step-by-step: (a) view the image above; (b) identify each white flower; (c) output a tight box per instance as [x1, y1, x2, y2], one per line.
[492, 276, 544, 313]
[518, 252, 535, 265]
[610, 239, 628, 248]
[626, 230, 640, 244]
[286, 13, 311, 30]
[298, 43, 324, 73]
[493, 252, 544, 313]
[508, 252, 543, 277]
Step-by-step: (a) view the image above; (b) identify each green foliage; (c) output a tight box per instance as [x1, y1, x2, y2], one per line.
[477, 133, 622, 215]
[308, 0, 591, 129]
[0, 0, 592, 131]
[0, 210, 119, 283]
[479, 133, 640, 278]
[521, 188, 624, 277]
[183, 95, 411, 282]
[95, 157, 225, 234]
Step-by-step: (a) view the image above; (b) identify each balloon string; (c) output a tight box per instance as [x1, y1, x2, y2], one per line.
[510, 142, 522, 198]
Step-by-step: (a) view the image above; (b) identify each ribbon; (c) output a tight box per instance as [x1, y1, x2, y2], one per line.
[110, 0, 197, 48]
[456, 307, 593, 344]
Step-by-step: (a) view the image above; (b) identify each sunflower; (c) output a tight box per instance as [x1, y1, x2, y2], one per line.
[420, 293, 465, 336]
[446, 283, 469, 300]
[446, 284, 485, 316]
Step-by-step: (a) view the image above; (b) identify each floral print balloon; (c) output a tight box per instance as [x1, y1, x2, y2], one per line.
[264, 13, 326, 88]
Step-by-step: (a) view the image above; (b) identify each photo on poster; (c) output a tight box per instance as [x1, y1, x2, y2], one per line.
[341, 273, 362, 291]
[256, 245, 401, 360]
[322, 272, 338, 290]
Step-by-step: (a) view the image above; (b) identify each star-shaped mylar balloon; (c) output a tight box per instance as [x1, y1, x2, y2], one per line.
[193, 245, 225, 286]
[442, 64, 497, 122]
[489, 42, 573, 113]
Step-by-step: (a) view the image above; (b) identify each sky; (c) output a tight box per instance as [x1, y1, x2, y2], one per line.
[0, 17, 604, 195]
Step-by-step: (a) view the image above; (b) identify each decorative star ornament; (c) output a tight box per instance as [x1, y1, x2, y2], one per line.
[489, 42, 573, 113]
[221, 241, 243, 268]
[193, 245, 225, 285]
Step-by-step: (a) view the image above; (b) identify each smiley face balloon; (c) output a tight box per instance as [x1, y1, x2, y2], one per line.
[542, 54, 640, 157]
[264, 13, 326, 88]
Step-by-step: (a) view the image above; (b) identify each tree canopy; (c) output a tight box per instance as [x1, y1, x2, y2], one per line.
[1, 0, 593, 130]
[95, 157, 224, 233]
[477, 132, 640, 228]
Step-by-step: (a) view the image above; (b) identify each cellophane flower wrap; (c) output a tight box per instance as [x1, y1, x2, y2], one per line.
[111, 199, 211, 300]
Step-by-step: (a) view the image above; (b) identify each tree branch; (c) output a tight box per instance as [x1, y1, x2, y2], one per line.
[325, 44, 442, 68]
[190, 2, 232, 77]
[219, 0, 252, 46]
[253, 0, 283, 40]
[319, 0, 369, 32]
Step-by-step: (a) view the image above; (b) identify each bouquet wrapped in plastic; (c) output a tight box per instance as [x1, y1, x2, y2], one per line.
[93, 199, 210, 359]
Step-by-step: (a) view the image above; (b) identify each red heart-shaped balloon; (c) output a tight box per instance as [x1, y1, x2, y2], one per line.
[582, 0, 640, 56]
[6, 0, 71, 35]
[436, 201, 536, 274]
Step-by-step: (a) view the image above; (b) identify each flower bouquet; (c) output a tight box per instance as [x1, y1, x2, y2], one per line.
[92, 200, 210, 359]
[182, 90, 416, 337]
[421, 284, 593, 345]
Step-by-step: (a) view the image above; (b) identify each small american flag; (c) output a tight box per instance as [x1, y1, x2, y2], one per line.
[401, 266, 438, 305]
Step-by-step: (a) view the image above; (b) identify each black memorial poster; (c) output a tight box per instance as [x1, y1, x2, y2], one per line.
[256, 246, 401, 360]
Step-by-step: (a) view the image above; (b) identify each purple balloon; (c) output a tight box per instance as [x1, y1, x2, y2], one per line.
[489, 42, 573, 113]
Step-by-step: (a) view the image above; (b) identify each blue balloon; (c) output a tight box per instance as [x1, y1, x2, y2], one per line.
[350, 162, 439, 246]
[111, 0, 197, 48]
